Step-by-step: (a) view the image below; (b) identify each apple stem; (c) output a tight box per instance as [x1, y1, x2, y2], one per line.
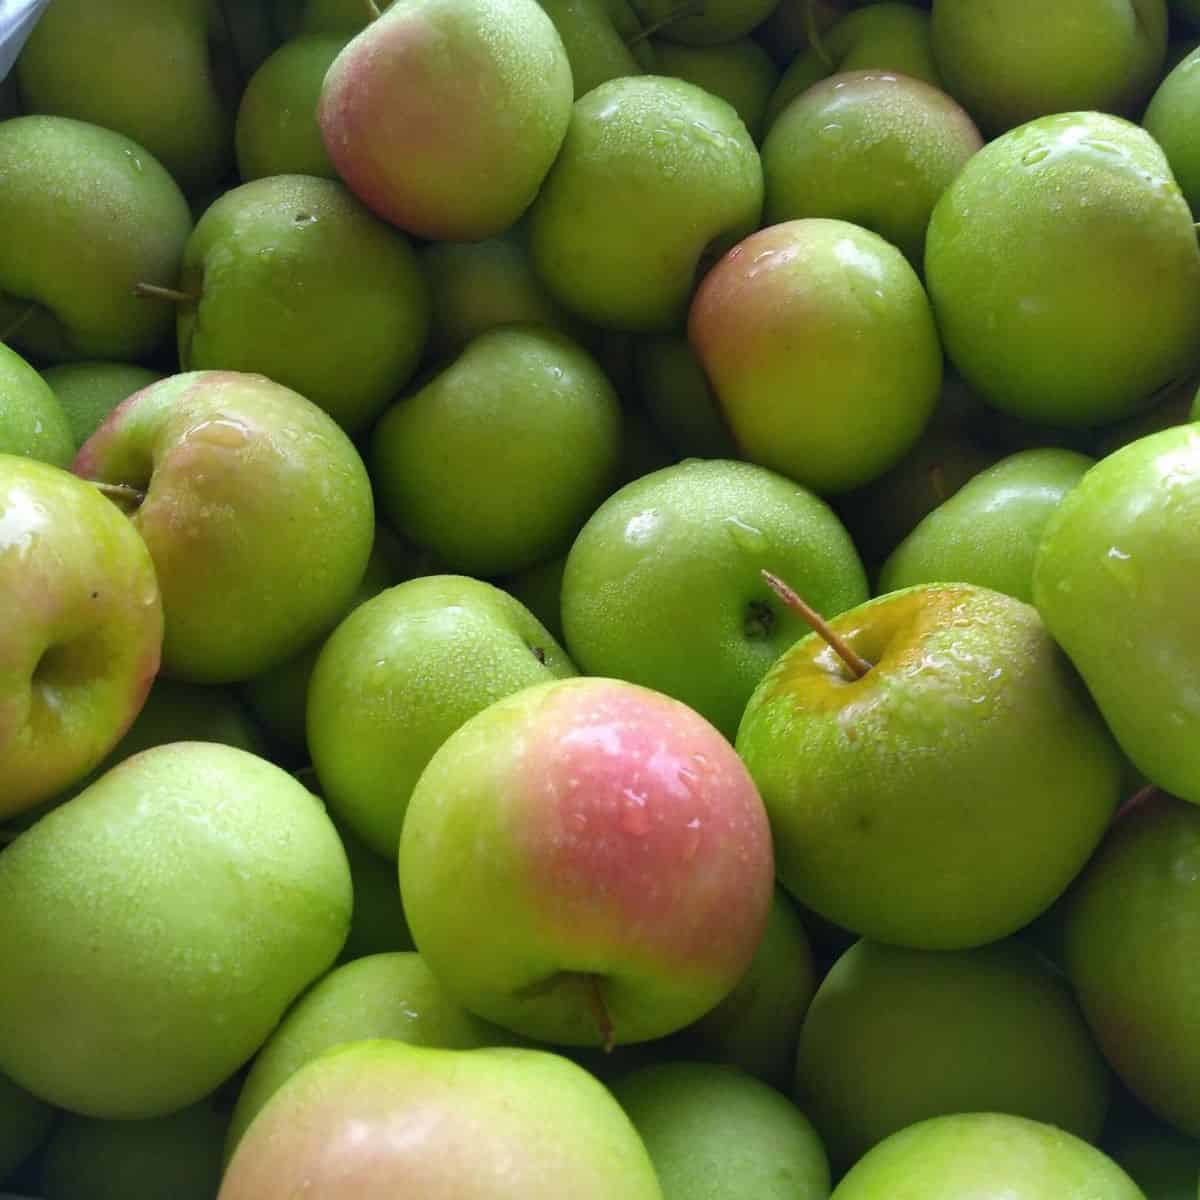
[88, 480, 147, 511]
[805, 0, 835, 70]
[364, 0, 382, 18]
[626, 0, 704, 45]
[586, 975, 616, 1055]
[133, 282, 196, 304]
[0, 301, 37, 344]
[929, 462, 949, 504]
[761, 570, 872, 679]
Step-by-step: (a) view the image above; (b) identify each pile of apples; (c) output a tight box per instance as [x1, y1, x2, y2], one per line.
[3, 0, 1200, 1196]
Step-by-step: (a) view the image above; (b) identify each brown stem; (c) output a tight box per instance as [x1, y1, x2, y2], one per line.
[761, 570, 872, 679]
[627, 0, 705, 45]
[88, 480, 146, 510]
[0, 301, 38, 344]
[586, 975, 615, 1054]
[133, 282, 196, 304]
[805, 0, 835, 70]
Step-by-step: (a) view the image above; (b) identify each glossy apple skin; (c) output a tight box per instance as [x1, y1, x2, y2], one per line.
[690, 218, 942, 495]
[830, 1113, 1143, 1200]
[219, 1040, 664, 1200]
[318, 0, 573, 240]
[1063, 792, 1200, 1138]
[399, 676, 774, 1046]
[74, 370, 374, 685]
[925, 112, 1200, 428]
[1033, 425, 1200, 803]
[0, 344, 74, 468]
[0, 454, 162, 820]
[736, 583, 1122, 950]
[40, 362, 163, 452]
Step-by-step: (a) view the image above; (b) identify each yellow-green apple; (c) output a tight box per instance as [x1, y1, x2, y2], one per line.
[370, 326, 622, 577]
[830, 1113, 1144, 1200]
[880, 448, 1094, 604]
[763, 70, 982, 267]
[1033, 425, 1200, 803]
[15, 0, 233, 196]
[613, 1062, 830, 1200]
[0, 741, 351, 1119]
[925, 111, 1200, 428]
[318, 0, 573, 240]
[73, 370, 374, 685]
[930, 0, 1167, 135]
[219, 1040, 664, 1199]
[539, 0, 650, 97]
[0, 1073, 53, 1183]
[399, 675, 775, 1047]
[1145, 46, 1200, 216]
[0, 116, 192, 364]
[690, 218, 942, 495]
[527, 75, 763, 332]
[560, 457, 868, 740]
[308, 574, 574, 859]
[736, 581, 1123, 949]
[795, 938, 1111, 1171]
[0, 344, 74, 467]
[633, 334, 738, 460]
[235, 34, 345, 181]
[40, 363, 163, 452]
[765, 3, 941, 130]
[1063, 791, 1200, 1137]
[629, 0, 777, 45]
[176, 175, 430, 436]
[0, 454, 162, 821]
[226, 952, 507, 1156]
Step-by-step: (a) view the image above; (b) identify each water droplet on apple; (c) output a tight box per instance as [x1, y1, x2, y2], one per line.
[620, 787, 651, 836]
[190, 418, 250, 450]
[723, 515, 766, 554]
[1021, 146, 1051, 167]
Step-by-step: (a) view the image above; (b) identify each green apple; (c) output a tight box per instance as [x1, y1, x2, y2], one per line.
[0, 454, 163, 821]
[612, 1062, 831, 1200]
[830, 1113, 1144, 1200]
[235, 34, 345, 181]
[690, 218, 942, 495]
[765, 3, 941, 131]
[318, 0, 573, 240]
[763, 69, 982, 266]
[539, 0, 648, 97]
[39, 1098, 227, 1200]
[633, 334, 738, 460]
[629, 0, 777, 45]
[0, 1073, 53, 1183]
[15, 0, 234, 196]
[221, 1040, 664, 1198]
[370, 326, 622, 577]
[653, 37, 780, 142]
[925, 111, 1200, 428]
[74, 370, 374, 684]
[931, 0, 1168, 135]
[795, 938, 1111, 1171]
[0, 742, 351, 1119]
[399, 676, 775, 1046]
[501, 555, 568, 645]
[736, 582, 1123, 950]
[1063, 791, 1200, 1138]
[0, 116, 192, 364]
[880, 448, 1095, 604]
[561, 457, 868, 739]
[177, 175, 429, 435]
[528, 74, 763, 332]
[0, 343, 74, 467]
[1033, 425, 1200, 802]
[1145, 46, 1200, 216]
[226, 952, 506, 1156]
[309, 574, 575, 858]
[40, 363, 163, 451]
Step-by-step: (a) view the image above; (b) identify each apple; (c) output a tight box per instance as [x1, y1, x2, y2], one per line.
[369, 326, 622, 578]
[219, 1040, 664, 1199]
[318, 0, 573, 241]
[930, 0, 1168, 135]
[762, 69, 982, 267]
[795, 937, 1111, 1171]
[560, 457, 868, 739]
[399, 675, 774, 1046]
[0, 116, 192, 364]
[0, 453, 162, 821]
[74, 370, 375, 685]
[501, 555, 569, 646]
[689, 218, 943, 495]
[308, 574, 574, 858]
[1033, 424, 1200, 803]
[736, 581, 1123, 950]
[830, 1113, 1144, 1200]
[539, 0, 649, 97]
[629, 0, 777, 46]
[612, 1062, 831, 1200]
[40, 362, 163, 452]
[176, 175, 430, 436]
[1145, 45, 1200, 217]
[0, 343, 74, 468]
[925, 111, 1200, 428]
[527, 74, 764, 332]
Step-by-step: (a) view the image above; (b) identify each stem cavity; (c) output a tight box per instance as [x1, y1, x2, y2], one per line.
[761, 569, 872, 679]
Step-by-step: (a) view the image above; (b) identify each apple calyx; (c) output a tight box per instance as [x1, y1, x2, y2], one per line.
[585, 974, 616, 1054]
[626, 0, 705, 46]
[86, 479, 146, 513]
[761, 569, 872, 679]
[133, 282, 197, 305]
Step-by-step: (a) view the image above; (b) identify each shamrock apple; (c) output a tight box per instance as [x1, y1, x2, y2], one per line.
[399, 676, 774, 1047]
